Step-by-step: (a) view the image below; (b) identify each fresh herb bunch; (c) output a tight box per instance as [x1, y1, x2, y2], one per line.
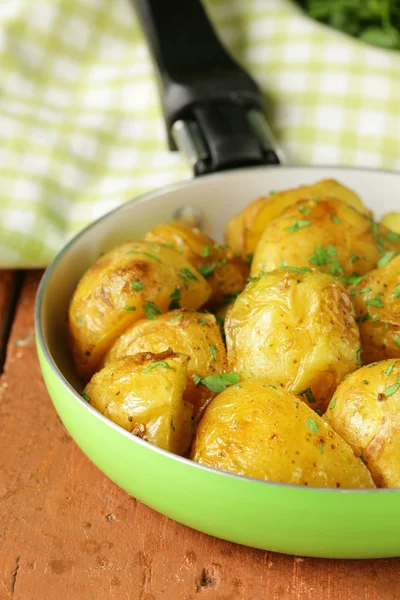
[296, 0, 400, 49]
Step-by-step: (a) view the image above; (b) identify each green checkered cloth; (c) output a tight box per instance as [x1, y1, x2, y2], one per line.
[1, 0, 400, 268]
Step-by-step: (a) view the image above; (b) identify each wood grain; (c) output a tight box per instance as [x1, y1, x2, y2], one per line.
[0, 270, 400, 600]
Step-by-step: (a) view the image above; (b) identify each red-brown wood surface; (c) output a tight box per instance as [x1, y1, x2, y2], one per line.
[1, 271, 400, 600]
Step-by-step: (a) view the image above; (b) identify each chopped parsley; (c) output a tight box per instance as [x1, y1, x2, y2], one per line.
[202, 245, 211, 257]
[306, 417, 319, 435]
[297, 388, 316, 404]
[351, 287, 372, 296]
[366, 296, 384, 308]
[131, 281, 144, 291]
[209, 344, 217, 361]
[169, 287, 181, 310]
[363, 380, 369, 385]
[216, 315, 225, 328]
[268, 384, 278, 390]
[350, 252, 359, 263]
[309, 243, 331, 266]
[179, 267, 198, 283]
[387, 231, 399, 243]
[338, 273, 365, 285]
[144, 252, 161, 263]
[172, 313, 183, 322]
[298, 204, 312, 216]
[282, 265, 311, 273]
[199, 262, 219, 278]
[198, 317, 207, 326]
[331, 215, 341, 224]
[378, 251, 397, 268]
[329, 398, 336, 410]
[330, 258, 343, 275]
[385, 362, 396, 376]
[124, 305, 136, 311]
[373, 316, 381, 323]
[77, 315, 83, 323]
[81, 390, 91, 403]
[192, 372, 240, 393]
[360, 455, 366, 464]
[142, 301, 162, 320]
[170, 417, 176, 432]
[234, 420, 240, 426]
[143, 361, 172, 372]
[394, 284, 400, 299]
[394, 336, 400, 347]
[285, 219, 312, 234]
[319, 442, 324, 454]
[356, 348, 363, 366]
[356, 312, 371, 323]
[384, 381, 400, 397]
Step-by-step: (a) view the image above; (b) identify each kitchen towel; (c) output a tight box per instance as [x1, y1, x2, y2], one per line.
[1, 0, 399, 267]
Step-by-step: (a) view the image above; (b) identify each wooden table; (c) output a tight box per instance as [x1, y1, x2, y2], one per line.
[1, 270, 399, 600]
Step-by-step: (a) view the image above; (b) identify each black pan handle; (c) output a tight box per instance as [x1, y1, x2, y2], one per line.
[133, 0, 283, 175]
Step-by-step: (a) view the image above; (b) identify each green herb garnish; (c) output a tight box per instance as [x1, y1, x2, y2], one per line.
[351, 287, 372, 296]
[298, 388, 316, 404]
[143, 361, 172, 373]
[394, 284, 400, 299]
[329, 398, 336, 410]
[199, 262, 219, 278]
[81, 390, 91, 403]
[193, 372, 240, 393]
[144, 252, 161, 263]
[395, 336, 400, 347]
[306, 417, 319, 435]
[124, 305, 136, 311]
[356, 347, 363, 366]
[350, 252, 359, 263]
[131, 281, 144, 291]
[209, 344, 217, 361]
[299, 204, 311, 216]
[385, 362, 396, 376]
[387, 231, 399, 243]
[202, 245, 211, 257]
[179, 267, 198, 283]
[170, 417, 175, 432]
[384, 382, 400, 397]
[172, 313, 183, 322]
[356, 312, 371, 323]
[282, 265, 311, 273]
[169, 287, 181, 310]
[331, 215, 341, 224]
[366, 296, 384, 308]
[378, 251, 397, 268]
[286, 219, 313, 234]
[142, 301, 162, 320]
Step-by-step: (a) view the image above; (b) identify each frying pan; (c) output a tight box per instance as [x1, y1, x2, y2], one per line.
[35, 0, 400, 558]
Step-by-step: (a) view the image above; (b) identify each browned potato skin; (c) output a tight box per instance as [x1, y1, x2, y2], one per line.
[191, 381, 374, 488]
[225, 179, 369, 258]
[225, 269, 360, 413]
[85, 350, 193, 456]
[69, 240, 211, 380]
[251, 198, 400, 279]
[103, 310, 228, 419]
[325, 360, 400, 487]
[143, 221, 248, 307]
[350, 255, 400, 364]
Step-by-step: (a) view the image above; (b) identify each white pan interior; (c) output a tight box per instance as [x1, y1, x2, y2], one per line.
[39, 165, 400, 391]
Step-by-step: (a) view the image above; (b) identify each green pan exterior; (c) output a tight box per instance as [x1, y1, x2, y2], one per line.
[37, 343, 400, 559]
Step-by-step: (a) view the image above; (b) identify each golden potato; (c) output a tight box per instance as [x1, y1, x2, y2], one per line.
[69, 240, 211, 380]
[380, 213, 400, 235]
[191, 381, 374, 488]
[225, 179, 369, 258]
[325, 359, 400, 487]
[103, 310, 228, 419]
[251, 197, 400, 279]
[225, 269, 360, 412]
[350, 255, 400, 364]
[85, 350, 193, 455]
[143, 221, 248, 307]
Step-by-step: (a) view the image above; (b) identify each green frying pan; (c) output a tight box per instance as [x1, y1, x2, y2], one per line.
[35, 0, 400, 559]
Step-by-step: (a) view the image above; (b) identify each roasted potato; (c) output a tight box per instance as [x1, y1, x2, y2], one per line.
[380, 213, 400, 235]
[85, 350, 194, 455]
[69, 241, 211, 380]
[225, 269, 360, 412]
[226, 179, 369, 258]
[350, 255, 400, 364]
[251, 197, 400, 279]
[103, 310, 228, 419]
[325, 359, 400, 487]
[143, 221, 248, 307]
[191, 381, 375, 488]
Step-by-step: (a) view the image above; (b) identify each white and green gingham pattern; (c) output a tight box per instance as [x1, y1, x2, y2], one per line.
[1, 0, 400, 267]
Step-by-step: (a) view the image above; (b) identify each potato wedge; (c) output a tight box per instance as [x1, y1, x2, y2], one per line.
[325, 359, 400, 487]
[103, 310, 228, 419]
[226, 179, 369, 258]
[85, 351, 193, 455]
[251, 197, 400, 279]
[225, 269, 360, 412]
[143, 221, 248, 307]
[69, 240, 211, 380]
[191, 381, 374, 488]
[350, 255, 400, 364]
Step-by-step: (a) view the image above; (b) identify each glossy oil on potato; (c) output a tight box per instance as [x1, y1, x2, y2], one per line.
[103, 310, 228, 419]
[143, 221, 248, 308]
[85, 350, 193, 456]
[325, 360, 400, 488]
[225, 179, 368, 258]
[350, 255, 400, 364]
[225, 269, 360, 412]
[68, 240, 211, 380]
[191, 381, 374, 488]
[251, 198, 400, 279]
